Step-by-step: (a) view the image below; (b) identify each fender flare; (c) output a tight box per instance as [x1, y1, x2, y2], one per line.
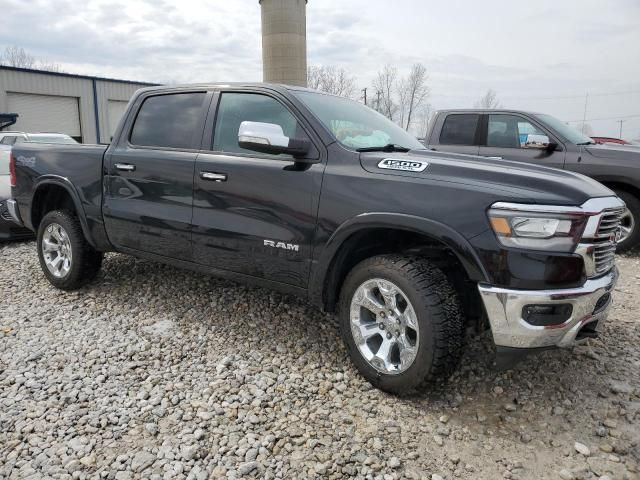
[308, 212, 490, 309]
[29, 175, 97, 248]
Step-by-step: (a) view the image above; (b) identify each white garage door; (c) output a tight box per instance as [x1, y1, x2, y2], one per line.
[107, 100, 129, 139]
[7, 92, 81, 139]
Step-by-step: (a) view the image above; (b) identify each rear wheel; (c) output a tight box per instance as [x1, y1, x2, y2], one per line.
[613, 190, 640, 253]
[37, 210, 103, 290]
[338, 255, 464, 395]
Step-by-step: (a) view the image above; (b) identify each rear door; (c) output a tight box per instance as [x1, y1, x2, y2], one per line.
[478, 113, 565, 168]
[429, 113, 480, 155]
[103, 90, 210, 260]
[191, 89, 324, 286]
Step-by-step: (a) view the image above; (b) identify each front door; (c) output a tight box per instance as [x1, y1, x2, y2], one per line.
[103, 91, 209, 260]
[478, 113, 566, 169]
[192, 91, 323, 286]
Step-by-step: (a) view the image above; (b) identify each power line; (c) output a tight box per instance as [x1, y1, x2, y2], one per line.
[566, 113, 640, 122]
[430, 89, 640, 101]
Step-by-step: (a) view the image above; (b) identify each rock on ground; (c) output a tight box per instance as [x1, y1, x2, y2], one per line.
[1, 242, 639, 479]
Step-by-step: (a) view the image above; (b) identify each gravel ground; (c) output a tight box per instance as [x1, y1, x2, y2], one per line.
[1, 241, 639, 480]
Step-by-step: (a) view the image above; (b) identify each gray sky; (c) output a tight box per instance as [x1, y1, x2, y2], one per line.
[2, 0, 640, 138]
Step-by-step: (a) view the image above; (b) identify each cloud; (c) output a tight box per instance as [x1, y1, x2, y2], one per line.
[1, 0, 639, 137]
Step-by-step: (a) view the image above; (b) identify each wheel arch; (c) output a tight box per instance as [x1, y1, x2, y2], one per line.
[598, 179, 640, 201]
[30, 176, 97, 248]
[310, 213, 490, 315]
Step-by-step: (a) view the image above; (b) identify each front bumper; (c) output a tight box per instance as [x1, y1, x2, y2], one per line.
[478, 268, 617, 350]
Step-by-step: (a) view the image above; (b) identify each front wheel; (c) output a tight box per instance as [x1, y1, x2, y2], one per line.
[37, 210, 103, 290]
[338, 255, 464, 395]
[613, 190, 640, 253]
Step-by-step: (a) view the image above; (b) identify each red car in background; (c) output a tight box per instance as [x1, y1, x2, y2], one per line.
[591, 136, 630, 145]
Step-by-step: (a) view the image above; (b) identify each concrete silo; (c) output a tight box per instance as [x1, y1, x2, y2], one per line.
[259, 0, 307, 87]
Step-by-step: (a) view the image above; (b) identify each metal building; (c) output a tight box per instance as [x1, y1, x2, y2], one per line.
[0, 66, 157, 144]
[259, 0, 308, 87]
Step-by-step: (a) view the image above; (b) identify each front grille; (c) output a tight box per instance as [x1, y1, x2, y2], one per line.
[593, 207, 625, 274]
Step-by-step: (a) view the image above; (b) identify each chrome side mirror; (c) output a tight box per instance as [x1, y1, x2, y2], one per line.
[523, 134, 551, 149]
[238, 121, 311, 159]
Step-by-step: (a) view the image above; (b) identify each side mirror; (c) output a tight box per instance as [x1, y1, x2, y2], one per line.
[523, 133, 554, 150]
[238, 121, 312, 160]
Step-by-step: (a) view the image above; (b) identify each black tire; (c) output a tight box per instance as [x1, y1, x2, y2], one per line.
[613, 190, 640, 253]
[37, 210, 103, 290]
[338, 255, 464, 395]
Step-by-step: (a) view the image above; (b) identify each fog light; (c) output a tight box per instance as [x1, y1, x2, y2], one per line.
[522, 303, 573, 326]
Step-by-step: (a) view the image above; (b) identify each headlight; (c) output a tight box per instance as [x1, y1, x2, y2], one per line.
[488, 206, 587, 252]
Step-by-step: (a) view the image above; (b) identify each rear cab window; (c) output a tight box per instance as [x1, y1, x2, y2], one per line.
[129, 92, 207, 149]
[439, 114, 480, 145]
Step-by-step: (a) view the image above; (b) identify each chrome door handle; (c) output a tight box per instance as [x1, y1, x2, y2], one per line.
[200, 171, 227, 182]
[115, 163, 136, 171]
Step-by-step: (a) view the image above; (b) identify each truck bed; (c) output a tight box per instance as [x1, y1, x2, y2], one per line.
[12, 142, 108, 236]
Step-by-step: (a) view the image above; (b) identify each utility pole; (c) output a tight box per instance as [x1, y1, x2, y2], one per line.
[581, 92, 589, 134]
[618, 119, 626, 138]
[362, 87, 367, 106]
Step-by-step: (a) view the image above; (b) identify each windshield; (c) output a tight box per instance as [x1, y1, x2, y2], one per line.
[28, 135, 78, 144]
[293, 91, 424, 150]
[534, 114, 594, 145]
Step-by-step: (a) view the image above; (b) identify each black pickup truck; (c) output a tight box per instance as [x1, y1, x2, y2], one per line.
[425, 109, 640, 251]
[7, 84, 624, 394]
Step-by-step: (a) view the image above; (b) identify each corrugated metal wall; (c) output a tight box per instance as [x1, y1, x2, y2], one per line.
[0, 67, 153, 144]
[95, 81, 146, 143]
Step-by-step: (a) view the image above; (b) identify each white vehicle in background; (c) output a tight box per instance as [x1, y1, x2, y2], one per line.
[0, 132, 78, 241]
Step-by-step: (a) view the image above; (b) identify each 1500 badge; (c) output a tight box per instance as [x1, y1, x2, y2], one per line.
[377, 158, 428, 172]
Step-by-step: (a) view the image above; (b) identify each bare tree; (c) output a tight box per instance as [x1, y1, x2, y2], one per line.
[475, 88, 501, 109]
[372, 65, 398, 121]
[0, 45, 63, 72]
[416, 103, 434, 140]
[1, 46, 36, 68]
[307, 65, 356, 98]
[397, 63, 430, 131]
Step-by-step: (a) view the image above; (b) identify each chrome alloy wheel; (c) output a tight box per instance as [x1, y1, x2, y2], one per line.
[620, 208, 635, 244]
[349, 278, 419, 374]
[42, 223, 73, 278]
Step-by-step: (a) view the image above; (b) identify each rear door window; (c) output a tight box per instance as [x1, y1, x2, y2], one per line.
[130, 92, 206, 149]
[439, 114, 480, 145]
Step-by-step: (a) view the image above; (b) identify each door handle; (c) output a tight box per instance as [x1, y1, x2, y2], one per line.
[115, 163, 136, 172]
[484, 156, 503, 160]
[200, 171, 227, 182]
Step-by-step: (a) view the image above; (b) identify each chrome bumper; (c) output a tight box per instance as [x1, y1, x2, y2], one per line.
[478, 268, 617, 349]
[6, 199, 24, 226]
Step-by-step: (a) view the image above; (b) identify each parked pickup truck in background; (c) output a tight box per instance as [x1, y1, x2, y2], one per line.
[425, 109, 640, 251]
[7, 84, 625, 394]
[1, 133, 76, 241]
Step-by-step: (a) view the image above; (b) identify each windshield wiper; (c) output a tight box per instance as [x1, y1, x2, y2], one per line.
[577, 141, 596, 145]
[356, 143, 412, 153]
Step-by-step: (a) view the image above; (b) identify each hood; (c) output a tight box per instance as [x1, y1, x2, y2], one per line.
[585, 144, 640, 160]
[360, 149, 613, 206]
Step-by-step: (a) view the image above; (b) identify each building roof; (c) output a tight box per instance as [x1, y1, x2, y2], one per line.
[0, 65, 159, 86]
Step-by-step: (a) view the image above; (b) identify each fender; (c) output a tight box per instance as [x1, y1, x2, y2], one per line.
[308, 212, 490, 309]
[30, 176, 100, 249]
